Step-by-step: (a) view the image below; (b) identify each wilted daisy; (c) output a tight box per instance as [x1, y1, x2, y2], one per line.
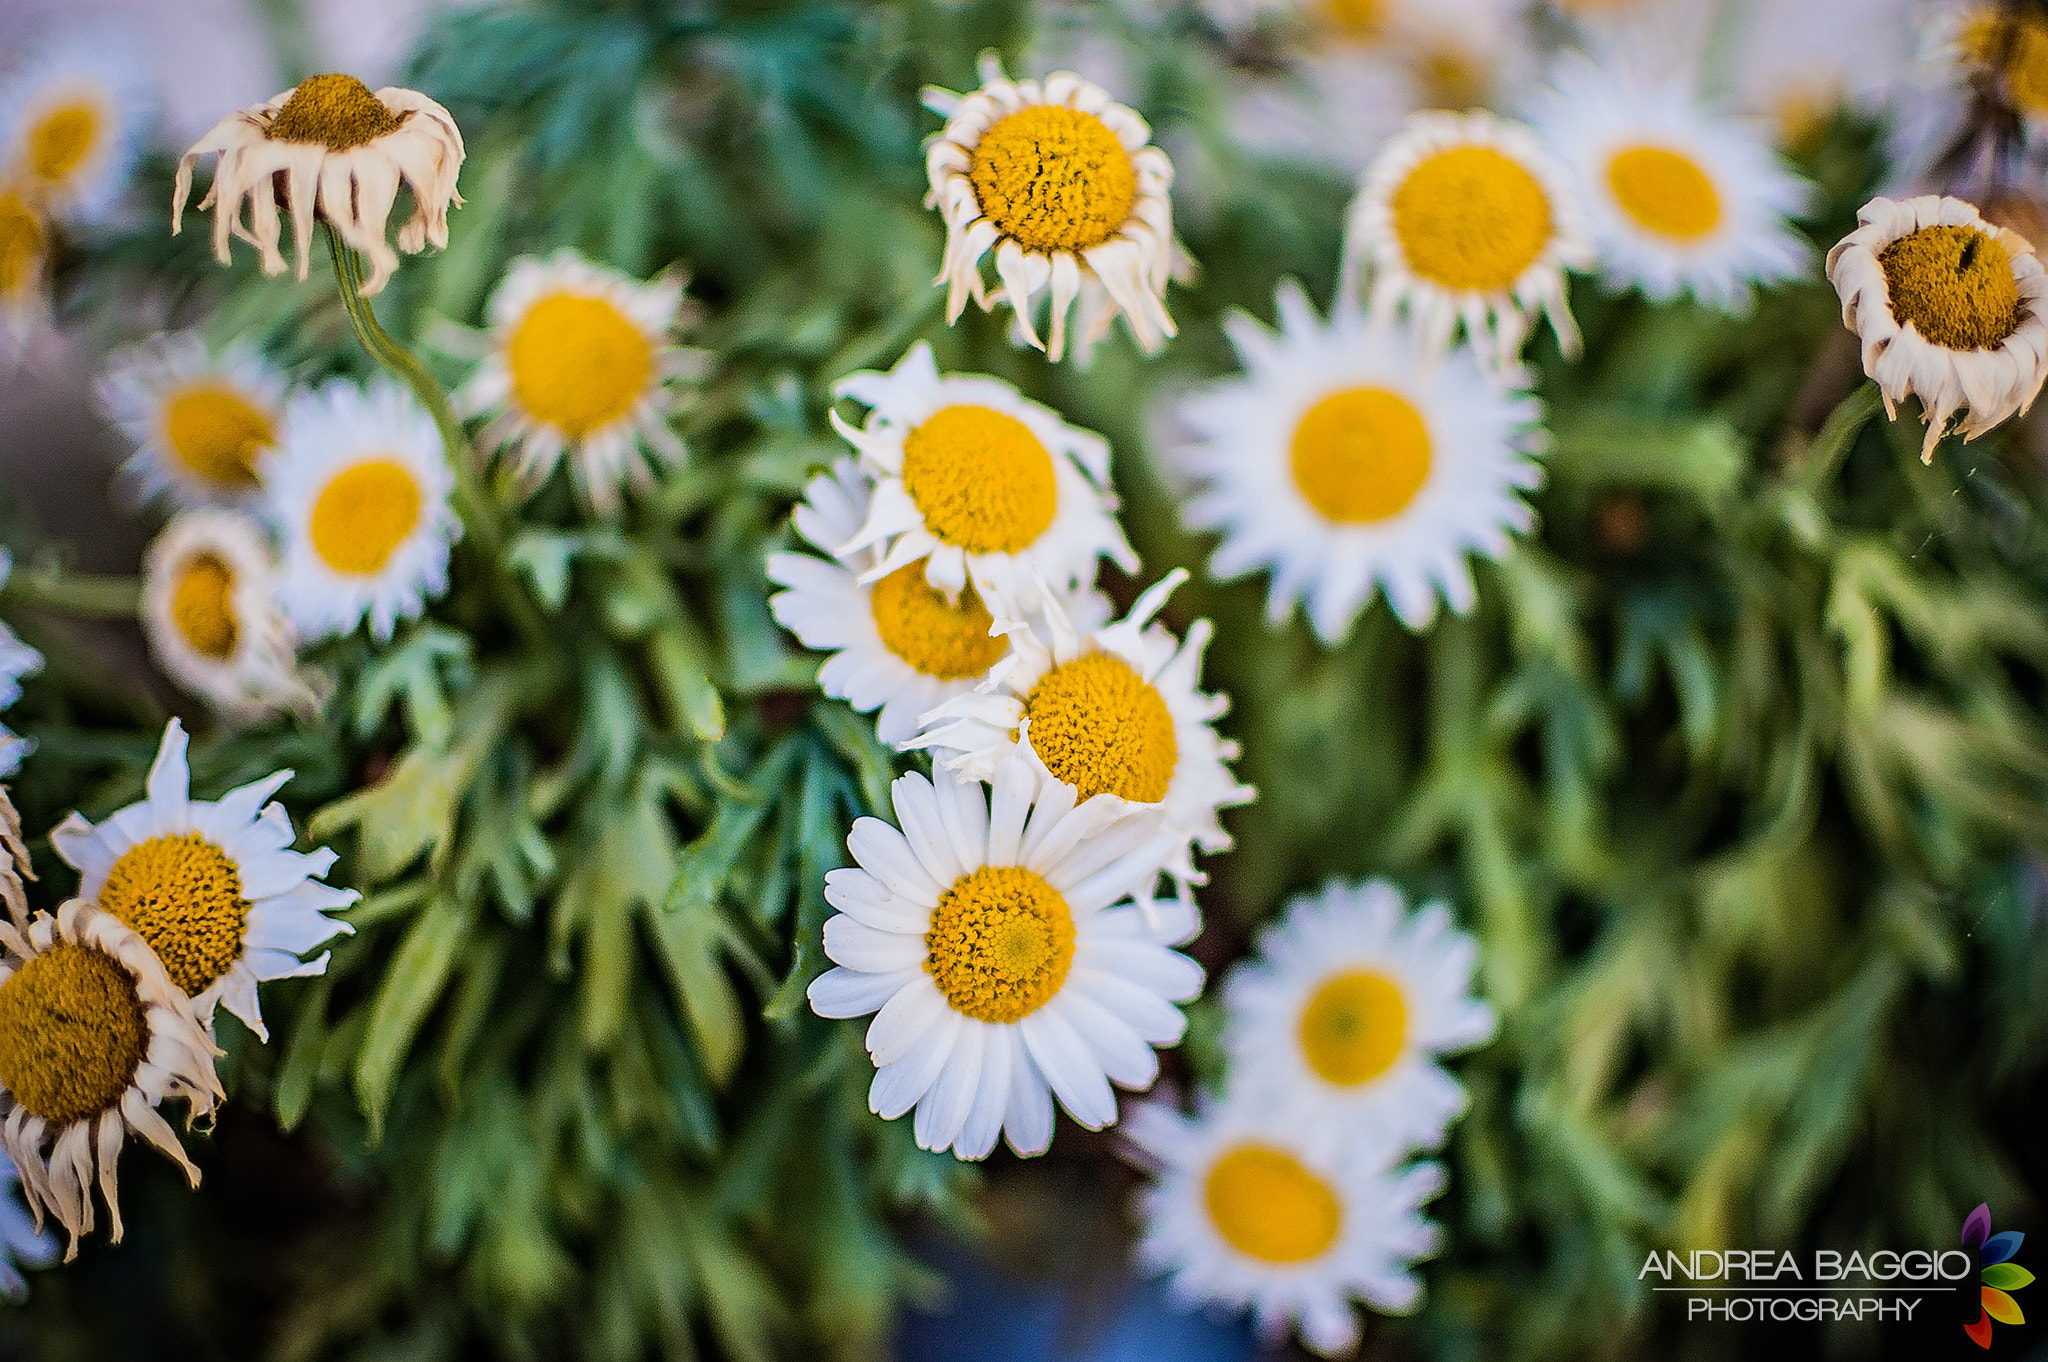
[806, 755, 1199, 1159]
[1346, 110, 1593, 367]
[265, 377, 460, 642]
[1927, 2, 2048, 136]
[0, 37, 150, 225]
[172, 73, 464, 297]
[1125, 1094, 1446, 1356]
[911, 570, 1253, 907]
[1827, 194, 2048, 463]
[141, 509, 315, 721]
[52, 719, 355, 1041]
[924, 54, 1176, 362]
[0, 1153, 54, 1300]
[1223, 879, 1494, 1154]
[459, 249, 699, 516]
[0, 187, 48, 350]
[0, 898, 222, 1259]
[1173, 280, 1545, 640]
[830, 342, 1135, 611]
[1529, 53, 1813, 311]
[0, 552, 42, 780]
[768, 457, 1105, 746]
[96, 332, 287, 508]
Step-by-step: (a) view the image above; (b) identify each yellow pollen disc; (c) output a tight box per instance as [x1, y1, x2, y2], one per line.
[1204, 1144, 1344, 1265]
[968, 105, 1137, 255]
[1417, 46, 1488, 111]
[309, 458, 423, 576]
[27, 101, 102, 189]
[1605, 146, 1721, 241]
[900, 404, 1059, 555]
[1965, 12, 2048, 118]
[870, 565, 1005, 680]
[0, 943, 146, 1125]
[266, 73, 407, 149]
[1878, 225, 2021, 351]
[1324, 0, 1384, 36]
[1298, 969, 1408, 1085]
[1392, 145, 1553, 292]
[1025, 652, 1178, 803]
[163, 384, 272, 488]
[0, 192, 44, 298]
[924, 866, 1076, 1024]
[100, 833, 251, 998]
[170, 553, 240, 661]
[1290, 387, 1432, 525]
[507, 292, 655, 438]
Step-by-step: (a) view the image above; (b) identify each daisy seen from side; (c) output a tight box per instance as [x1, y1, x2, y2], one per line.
[458, 249, 700, 516]
[96, 331, 288, 508]
[1345, 109, 1593, 368]
[829, 341, 1135, 612]
[806, 754, 1201, 1160]
[0, 898, 222, 1259]
[1529, 51, 1814, 312]
[264, 376, 460, 643]
[924, 54, 1177, 362]
[173, 73, 463, 297]
[909, 569, 1253, 910]
[0, 36, 150, 225]
[51, 718, 357, 1042]
[1826, 194, 2048, 462]
[141, 508, 316, 721]
[0, 187, 48, 352]
[1172, 279, 1545, 641]
[1125, 1092, 1446, 1356]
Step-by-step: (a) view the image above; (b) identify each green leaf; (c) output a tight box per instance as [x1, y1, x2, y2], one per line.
[1549, 412, 1746, 504]
[354, 893, 476, 1140]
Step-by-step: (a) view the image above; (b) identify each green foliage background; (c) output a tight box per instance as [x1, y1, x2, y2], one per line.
[2, 1, 2046, 1359]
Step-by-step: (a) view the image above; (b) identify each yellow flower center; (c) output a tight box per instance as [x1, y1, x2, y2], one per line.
[1324, 0, 1384, 36]
[924, 866, 1076, 1023]
[968, 105, 1137, 255]
[27, 101, 102, 189]
[1290, 387, 1432, 524]
[0, 942, 147, 1125]
[1416, 45, 1489, 111]
[1203, 1144, 1344, 1265]
[1605, 146, 1721, 241]
[900, 404, 1059, 555]
[1965, 11, 2048, 118]
[870, 565, 1005, 680]
[169, 553, 239, 661]
[0, 192, 44, 298]
[164, 384, 271, 488]
[1298, 969, 1408, 1085]
[1878, 224, 2021, 351]
[1025, 652, 1178, 803]
[309, 458, 423, 576]
[1392, 145, 1552, 292]
[507, 292, 655, 438]
[267, 73, 407, 149]
[100, 833, 251, 998]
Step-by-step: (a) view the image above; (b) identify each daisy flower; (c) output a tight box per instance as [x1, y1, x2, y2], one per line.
[1345, 109, 1593, 368]
[173, 73, 464, 297]
[0, 899, 223, 1260]
[0, 35, 150, 225]
[96, 331, 288, 508]
[458, 249, 700, 516]
[1171, 280, 1545, 640]
[1223, 879, 1495, 1154]
[51, 718, 357, 1041]
[1826, 194, 2048, 463]
[0, 551, 43, 780]
[141, 508, 316, 721]
[924, 54, 1177, 362]
[0, 187, 48, 352]
[806, 754, 1200, 1160]
[829, 341, 1136, 612]
[1529, 52, 1814, 312]
[910, 570, 1253, 908]
[767, 457, 1109, 746]
[264, 377, 461, 643]
[0, 1153, 54, 1300]
[1125, 1093, 1446, 1356]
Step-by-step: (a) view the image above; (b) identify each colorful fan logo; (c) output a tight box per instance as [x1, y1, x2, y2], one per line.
[1964, 1203, 2031, 1349]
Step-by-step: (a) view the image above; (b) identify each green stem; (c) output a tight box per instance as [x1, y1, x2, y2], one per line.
[1, 569, 142, 619]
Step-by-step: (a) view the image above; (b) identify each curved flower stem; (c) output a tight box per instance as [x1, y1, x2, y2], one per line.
[0, 568, 142, 619]
[323, 226, 546, 643]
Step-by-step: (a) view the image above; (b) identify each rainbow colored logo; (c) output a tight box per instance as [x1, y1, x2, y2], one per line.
[1964, 1203, 2031, 1349]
